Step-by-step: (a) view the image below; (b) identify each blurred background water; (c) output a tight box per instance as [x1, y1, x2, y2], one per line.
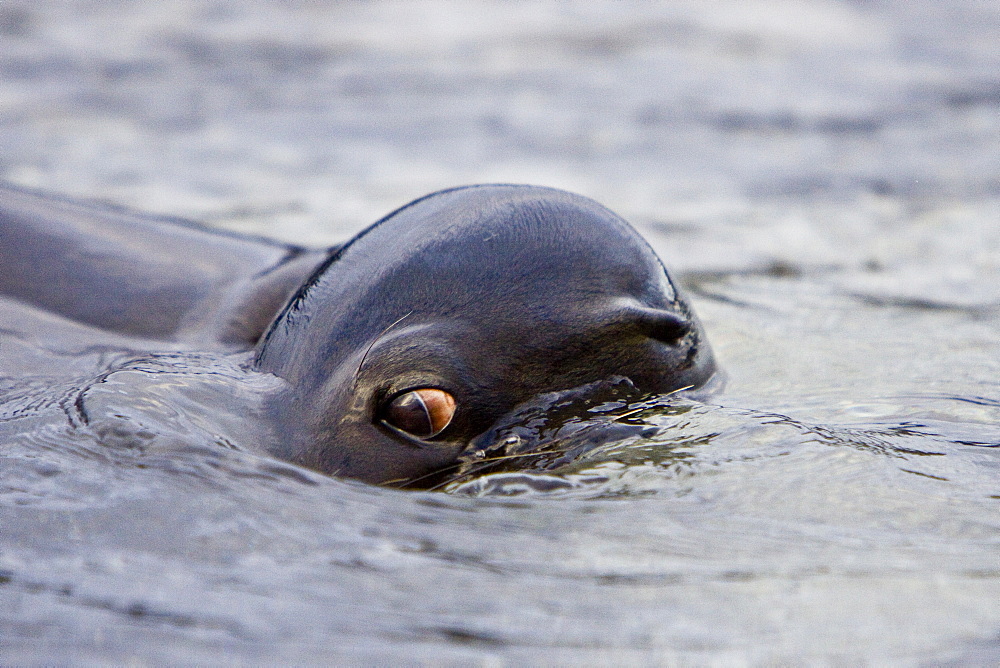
[1, 1, 999, 663]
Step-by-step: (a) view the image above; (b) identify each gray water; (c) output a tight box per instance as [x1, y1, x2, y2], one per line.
[2, 1, 1000, 663]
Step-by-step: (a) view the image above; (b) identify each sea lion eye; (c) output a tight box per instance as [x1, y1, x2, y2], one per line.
[383, 388, 456, 439]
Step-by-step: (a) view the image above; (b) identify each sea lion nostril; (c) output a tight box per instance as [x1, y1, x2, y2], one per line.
[625, 306, 691, 344]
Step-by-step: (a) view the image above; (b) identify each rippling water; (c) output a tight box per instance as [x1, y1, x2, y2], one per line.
[2, 1, 1000, 663]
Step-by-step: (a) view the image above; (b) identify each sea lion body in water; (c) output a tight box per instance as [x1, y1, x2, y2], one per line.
[0, 183, 717, 485]
[0, 184, 326, 347]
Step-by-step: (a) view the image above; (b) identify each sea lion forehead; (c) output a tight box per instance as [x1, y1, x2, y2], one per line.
[338, 185, 672, 294]
[355, 184, 645, 255]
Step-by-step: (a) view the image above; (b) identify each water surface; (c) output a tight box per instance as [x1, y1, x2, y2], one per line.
[2, 1, 999, 663]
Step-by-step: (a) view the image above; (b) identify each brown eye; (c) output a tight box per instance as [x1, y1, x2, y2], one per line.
[383, 388, 456, 439]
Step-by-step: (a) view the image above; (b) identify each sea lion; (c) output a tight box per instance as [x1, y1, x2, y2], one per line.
[0, 183, 717, 485]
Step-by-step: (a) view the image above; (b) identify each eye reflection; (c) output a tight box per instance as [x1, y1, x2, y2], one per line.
[383, 388, 456, 439]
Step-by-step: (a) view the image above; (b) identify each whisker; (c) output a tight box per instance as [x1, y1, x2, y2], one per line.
[352, 311, 413, 391]
[381, 460, 465, 488]
[425, 448, 586, 491]
[465, 450, 562, 463]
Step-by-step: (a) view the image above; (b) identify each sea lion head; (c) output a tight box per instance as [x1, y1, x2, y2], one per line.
[255, 185, 716, 485]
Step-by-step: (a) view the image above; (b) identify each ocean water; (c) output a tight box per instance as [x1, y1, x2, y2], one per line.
[2, 1, 999, 663]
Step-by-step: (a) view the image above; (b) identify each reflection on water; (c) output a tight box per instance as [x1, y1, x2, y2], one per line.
[3, 0, 1000, 663]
